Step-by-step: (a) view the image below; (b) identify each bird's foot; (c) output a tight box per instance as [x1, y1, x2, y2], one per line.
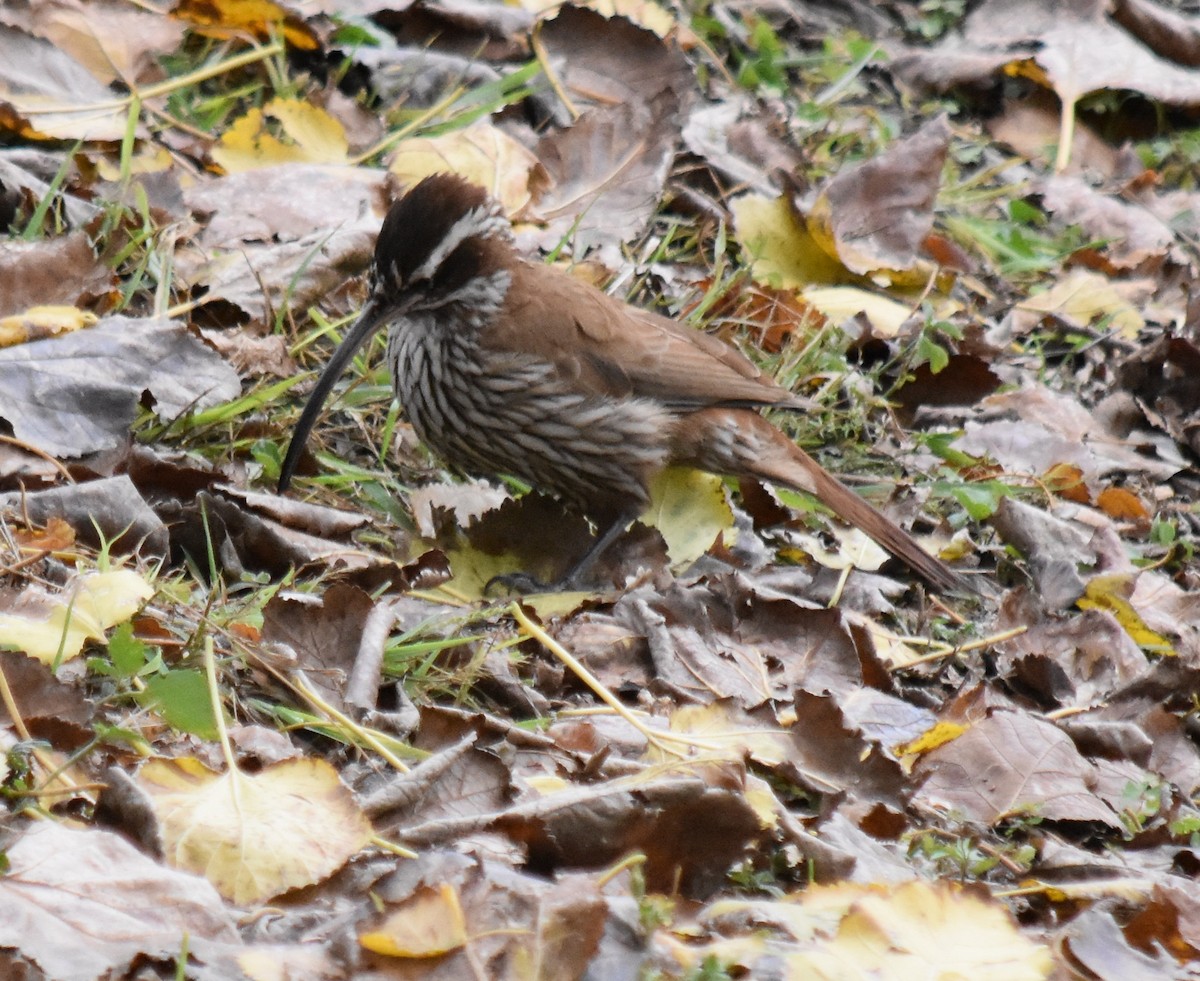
[483, 571, 553, 596]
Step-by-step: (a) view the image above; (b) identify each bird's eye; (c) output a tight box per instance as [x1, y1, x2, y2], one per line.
[430, 241, 480, 294]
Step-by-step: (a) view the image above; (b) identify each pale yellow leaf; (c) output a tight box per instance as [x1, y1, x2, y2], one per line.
[666, 881, 1051, 979]
[852, 617, 925, 670]
[643, 466, 733, 570]
[731, 192, 847, 289]
[584, 0, 676, 36]
[0, 306, 98, 348]
[786, 524, 890, 575]
[360, 883, 468, 957]
[212, 98, 349, 173]
[801, 285, 915, 337]
[659, 702, 790, 767]
[1017, 269, 1143, 339]
[94, 146, 173, 182]
[138, 756, 373, 905]
[389, 122, 539, 214]
[0, 569, 153, 664]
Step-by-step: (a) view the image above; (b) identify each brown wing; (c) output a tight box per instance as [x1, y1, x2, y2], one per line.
[484, 260, 798, 410]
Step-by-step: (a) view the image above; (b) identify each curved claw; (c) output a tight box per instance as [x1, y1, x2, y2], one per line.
[483, 571, 552, 596]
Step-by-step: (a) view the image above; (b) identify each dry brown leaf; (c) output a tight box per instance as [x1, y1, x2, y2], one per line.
[185, 163, 386, 250]
[0, 649, 94, 746]
[0, 315, 242, 457]
[0, 476, 169, 558]
[530, 91, 679, 258]
[536, 5, 692, 108]
[260, 583, 377, 710]
[0, 24, 136, 141]
[15, 0, 186, 86]
[0, 822, 239, 980]
[809, 116, 951, 276]
[915, 711, 1120, 825]
[617, 580, 863, 708]
[0, 232, 114, 319]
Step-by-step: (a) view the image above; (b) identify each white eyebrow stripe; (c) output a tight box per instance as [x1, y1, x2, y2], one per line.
[412, 205, 510, 281]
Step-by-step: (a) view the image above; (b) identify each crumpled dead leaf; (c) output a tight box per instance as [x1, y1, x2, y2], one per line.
[0, 315, 241, 457]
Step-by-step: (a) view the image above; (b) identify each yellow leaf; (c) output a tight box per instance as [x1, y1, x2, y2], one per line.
[801, 285, 915, 337]
[1077, 574, 1174, 654]
[171, 0, 319, 50]
[783, 523, 892, 577]
[829, 880, 1052, 979]
[670, 881, 1051, 979]
[731, 192, 848, 289]
[138, 756, 373, 905]
[389, 123, 539, 214]
[582, 0, 677, 36]
[212, 97, 349, 173]
[360, 883, 468, 957]
[1017, 270, 1143, 339]
[897, 721, 966, 756]
[525, 774, 570, 794]
[743, 775, 782, 829]
[0, 569, 153, 664]
[643, 466, 733, 570]
[659, 702, 791, 767]
[853, 617, 926, 670]
[94, 146, 173, 182]
[0, 306, 98, 347]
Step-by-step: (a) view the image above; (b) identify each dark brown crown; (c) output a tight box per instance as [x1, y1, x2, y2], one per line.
[372, 174, 498, 292]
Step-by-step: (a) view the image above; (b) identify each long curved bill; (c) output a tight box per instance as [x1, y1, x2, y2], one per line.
[278, 296, 389, 492]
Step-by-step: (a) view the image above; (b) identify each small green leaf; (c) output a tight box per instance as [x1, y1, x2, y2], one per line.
[138, 670, 219, 739]
[916, 333, 949, 374]
[944, 481, 1009, 520]
[922, 432, 976, 467]
[1008, 199, 1046, 227]
[107, 622, 148, 679]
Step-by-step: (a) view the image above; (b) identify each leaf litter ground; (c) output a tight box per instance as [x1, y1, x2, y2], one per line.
[1, 0, 1200, 978]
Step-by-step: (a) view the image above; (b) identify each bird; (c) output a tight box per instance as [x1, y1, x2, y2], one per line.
[279, 173, 968, 593]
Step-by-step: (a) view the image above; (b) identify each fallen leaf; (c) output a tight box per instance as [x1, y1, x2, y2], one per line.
[0, 24, 137, 141]
[0, 232, 114, 319]
[809, 116, 952, 275]
[139, 755, 374, 905]
[171, 0, 319, 50]
[642, 466, 732, 570]
[390, 121, 540, 214]
[0, 821, 238, 981]
[0, 305, 97, 347]
[0, 568, 154, 665]
[0, 315, 242, 457]
[212, 97, 349, 172]
[916, 711, 1120, 826]
[360, 883, 468, 957]
[1078, 574, 1174, 654]
[732, 192, 849, 288]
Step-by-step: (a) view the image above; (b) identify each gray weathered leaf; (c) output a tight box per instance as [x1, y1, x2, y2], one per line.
[0, 315, 241, 456]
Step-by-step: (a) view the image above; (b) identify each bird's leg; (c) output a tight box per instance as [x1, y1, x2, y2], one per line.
[560, 510, 639, 589]
[484, 510, 638, 595]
